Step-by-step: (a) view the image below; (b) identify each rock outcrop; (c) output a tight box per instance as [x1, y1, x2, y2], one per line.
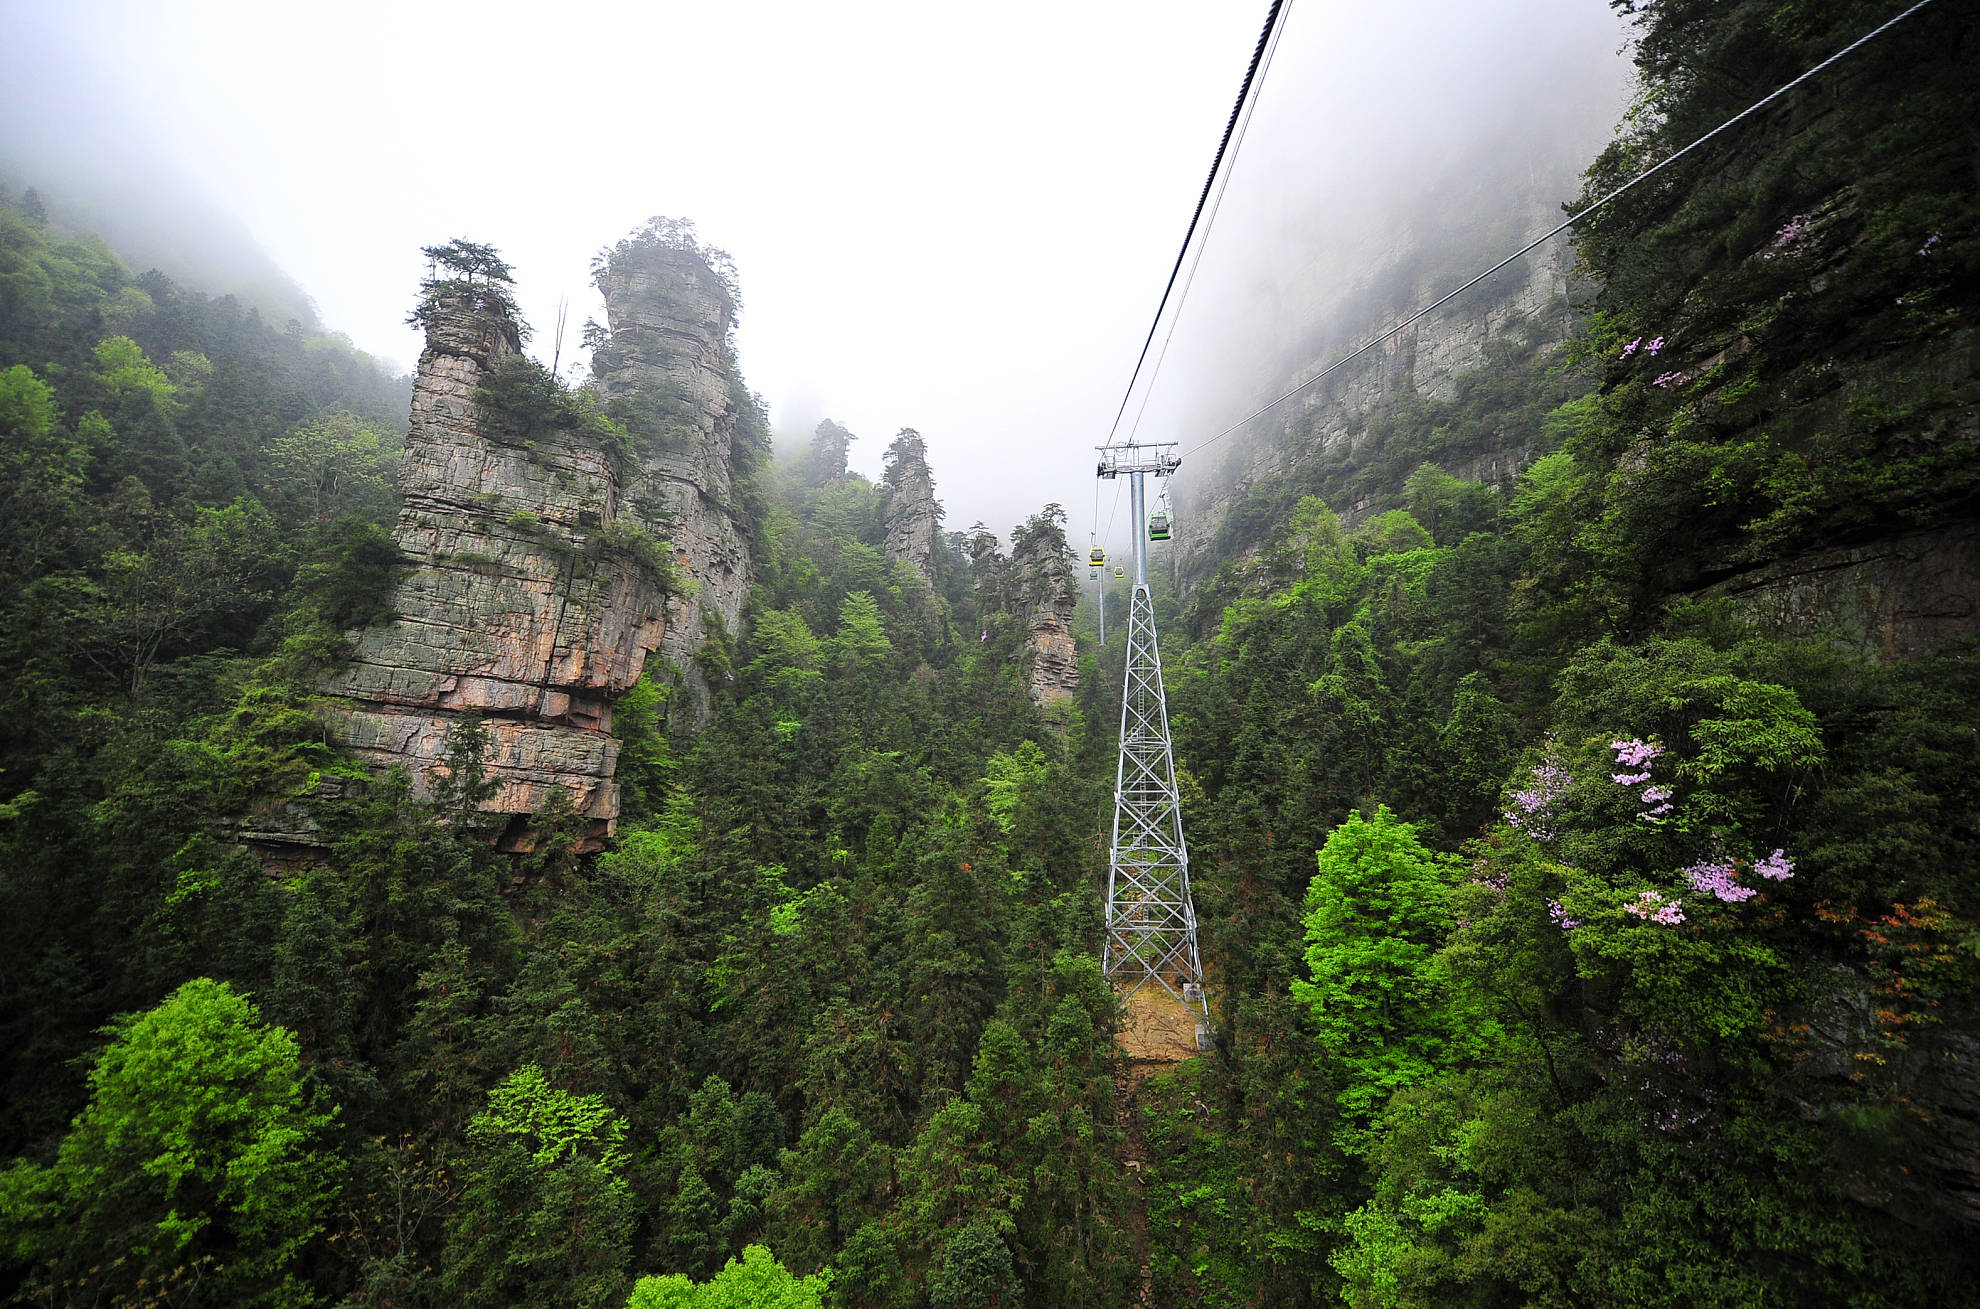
[1174, 234, 1581, 584]
[312, 223, 754, 852]
[880, 428, 939, 586]
[1009, 509, 1080, 717]
[1711, 522, 1980, 661]
[590, 224, 754, 723]
[320, 293, 666, 849]
[809, 419, 854, 486]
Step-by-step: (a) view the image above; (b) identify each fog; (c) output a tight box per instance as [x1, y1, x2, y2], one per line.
[0, 0, 1632, 552]
[1135, 0, 1635, 531]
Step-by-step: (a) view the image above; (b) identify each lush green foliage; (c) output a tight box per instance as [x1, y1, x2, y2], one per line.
[0, 978, 338, 1306]
[444, 1065, 634, 1308]
[1138, 2, 1980, 1304]
[0, 188, 1131, 1304]
[3, 2, 1976, 1300]
[1292, 808, 1489, 1151]
[628, 1244, 831, 1309]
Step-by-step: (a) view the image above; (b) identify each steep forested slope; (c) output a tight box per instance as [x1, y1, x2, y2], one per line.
[0, 185, 1136, 1307]
[1142, 1, 1980, 1305]
[3, 0, 1977, 1304]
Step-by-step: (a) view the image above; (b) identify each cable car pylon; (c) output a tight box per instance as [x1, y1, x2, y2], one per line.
[1096, 441, 1210, 1049]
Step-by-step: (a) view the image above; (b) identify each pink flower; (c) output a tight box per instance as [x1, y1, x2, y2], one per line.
[1549, 899, 1583, 931]
[1646, 336, 1665, 356]
[1918, 233, 1941, 255]
[1621, 337, 1641, 359]
[1627, 891, 1686, 925]
[1652, 371, 1689, 389]
[1506, 761, 1572, 841]
[1610, 739, 1663, 769]
[1685, 857, 1755, 903]
[1613, 771, 1652, 786]
[1755, 848, 1795, 881]
[1766, 215, 1815, 260]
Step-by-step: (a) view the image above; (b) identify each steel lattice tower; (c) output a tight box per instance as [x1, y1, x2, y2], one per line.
[1097, 443, 1209, 1045]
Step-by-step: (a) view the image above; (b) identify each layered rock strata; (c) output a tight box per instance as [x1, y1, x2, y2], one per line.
[1018, 558, 1078, 715]
[1174, 235, 1580, 578]
[880, 428, 939, 586]
[809, 419, 854, 486]
[591, 233, 753, 722]
[319, 296, 666, 849]
[1713, 522, 1980, 661]
[313, 232, 752, 851]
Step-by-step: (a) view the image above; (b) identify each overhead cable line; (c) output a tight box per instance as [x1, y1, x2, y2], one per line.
[1127, 2, 1291, 445]
[1180, 0, 1939, 460]
[1103, 0, 1290, 448]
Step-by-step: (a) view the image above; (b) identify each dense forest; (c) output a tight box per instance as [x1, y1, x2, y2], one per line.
[1, 0, 1977, 1307]
[1141, 0, 1980, 1304]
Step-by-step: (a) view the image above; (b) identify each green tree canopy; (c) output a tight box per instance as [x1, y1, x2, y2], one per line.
[442, 1063, 634, 1309]
[0, 977, 339, 1307]
[626, 1243, 830, 1309]
[1291, 807, 1489, 1149]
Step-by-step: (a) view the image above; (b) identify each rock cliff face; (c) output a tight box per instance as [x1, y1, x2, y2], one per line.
[314, 227, 754, 851]
[591, 229, 754, 722]
[1009, 512, 1080, 717]
[320, 294, 666, 849]
[1711, 522, 1980, 660]
[880, 428, 939, 586]
[1174, 235, 1580, 583]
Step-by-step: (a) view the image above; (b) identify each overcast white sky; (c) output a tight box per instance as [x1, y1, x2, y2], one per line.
[1, 0, 1633, 551]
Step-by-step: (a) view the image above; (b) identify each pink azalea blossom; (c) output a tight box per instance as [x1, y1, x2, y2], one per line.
[1685, 858, 1755, 903]
[1506, 762, 1572, 841]
[1627, 890, 1686, 925]
[1470, 859, 1510, 894]
[1610, 739, 1663, 769]
[1755, 848, 1795, 881]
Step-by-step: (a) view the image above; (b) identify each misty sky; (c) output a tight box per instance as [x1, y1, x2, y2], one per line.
[1, 1, 1633, 554]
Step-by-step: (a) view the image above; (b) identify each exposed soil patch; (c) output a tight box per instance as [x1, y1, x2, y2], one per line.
[1117, 984, 1204, 1067]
